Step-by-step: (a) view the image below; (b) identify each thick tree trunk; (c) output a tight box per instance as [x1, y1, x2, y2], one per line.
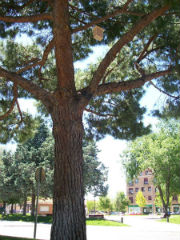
[50, 104, 86, 240]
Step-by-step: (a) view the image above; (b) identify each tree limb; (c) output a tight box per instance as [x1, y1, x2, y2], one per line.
[0, 13, 52, 23]
[16, 99, 23, 125]
[72, 9, 144, 34]
[85, 108, 114, 117]
[0, 83, 17, 120]
[88, 4, 170, 96]
[0, 0, 36, 10]
[38, 38, 55, 78]
[137, 34, 157, 63]
[0, 67, 53, 108]
[150, 80, 179, 99]
[93, 69, 172, 96]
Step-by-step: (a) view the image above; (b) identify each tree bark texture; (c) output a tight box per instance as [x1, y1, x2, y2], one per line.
[50, 103, 86, 240]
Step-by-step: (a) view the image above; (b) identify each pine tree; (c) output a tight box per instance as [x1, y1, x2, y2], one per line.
[0, 1, 179, 239]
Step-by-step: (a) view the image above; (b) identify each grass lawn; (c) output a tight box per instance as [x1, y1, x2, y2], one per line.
[0, 214, 128, 227]
[0, 236, 34, 240]
[86, 218, 128, 226]
[160, 215, 180, 224]
[0, 214, 52, 224]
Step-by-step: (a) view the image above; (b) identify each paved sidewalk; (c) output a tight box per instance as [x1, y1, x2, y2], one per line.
[0, 215, 179, 240]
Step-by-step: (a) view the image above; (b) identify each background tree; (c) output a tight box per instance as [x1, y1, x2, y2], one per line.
[114, 192, 129, 213]
[123, 120, 180, 218]
[135, 191, 146, 213]
[98, 196, 113, 213]
[0, 151, 23, 214]
[0, 1, 179, 239]
[86, 200, 95, 214]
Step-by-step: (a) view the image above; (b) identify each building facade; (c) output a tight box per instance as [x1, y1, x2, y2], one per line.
[126, 169, 180, 214]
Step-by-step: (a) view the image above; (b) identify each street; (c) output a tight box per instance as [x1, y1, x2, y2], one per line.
[0, 215, 179, 240]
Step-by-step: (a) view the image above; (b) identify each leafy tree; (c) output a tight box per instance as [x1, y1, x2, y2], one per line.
[0, 151, 23, 211]
[123, 120, 180, 217]
[0, 1, 179, 239]
[86, 200, 95, 214]
[114, 192, 129, 212]
[135, 191, 146, 210]
[83, 139, 108, 196]
[98, 196, 113, 213]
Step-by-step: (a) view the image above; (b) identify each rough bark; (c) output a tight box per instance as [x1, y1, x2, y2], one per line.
[50, 102, 86, 240]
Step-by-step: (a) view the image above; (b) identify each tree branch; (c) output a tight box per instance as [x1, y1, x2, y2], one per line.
[38, 38, 55, 78]
[72, 9, 144, 34]
[85, 108, 114, 117]
[0, 13, 52, 23]
[0, 0, 36, 10]
[150, 80, 179, 99]
[16, 99, 23, 125]
[92, 69, 172, 96]
[87, 4, 170, 96]
[0, 67, 53, 108]
[0, 83, 17, 120]
[17, 58, 41, 74]
[137, 34, 157, 63]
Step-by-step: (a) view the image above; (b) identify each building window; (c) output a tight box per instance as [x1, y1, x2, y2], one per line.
[139, 172, 143, 176]
[141, 187, 145, 192]
[135, 179, 139, 184]
[148, 196, 152, 201]
[145, 170, 148, 175]
[148, 187, 151, 192]
[129, 188, 133, 194]
[128, 181, 133, 186]
[135, 188, 139, 192]
[144, 178, 148, 184]
[129, 197, 133, 204]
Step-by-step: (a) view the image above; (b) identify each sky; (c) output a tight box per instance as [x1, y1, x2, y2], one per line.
[0, 44, 164, 200]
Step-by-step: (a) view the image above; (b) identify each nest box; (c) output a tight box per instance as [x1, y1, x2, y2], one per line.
[93, 25, 104, 41]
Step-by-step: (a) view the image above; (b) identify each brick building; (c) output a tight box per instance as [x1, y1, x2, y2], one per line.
[126, 169, 180, 214]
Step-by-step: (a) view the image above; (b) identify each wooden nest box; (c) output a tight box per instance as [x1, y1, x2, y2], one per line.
[93, 26, 104, 41]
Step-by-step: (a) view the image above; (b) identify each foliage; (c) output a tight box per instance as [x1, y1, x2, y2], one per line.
[83, 139, 108, 196]
[114, 192, 129, 212]
[0, 127, 108, 204]
[123, 119, 180, 216]
[98, 196, 113, 212]
[135, 191, 146, 208]
[86, 200, 96, 213]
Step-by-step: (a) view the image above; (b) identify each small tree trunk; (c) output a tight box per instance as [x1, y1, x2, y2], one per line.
[50, 104, 86, 240]
[3, 201, 6, 215]
[23, 195, 27, 216]
[10, 204, 14, 214]
[31, 190, 36, 217]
